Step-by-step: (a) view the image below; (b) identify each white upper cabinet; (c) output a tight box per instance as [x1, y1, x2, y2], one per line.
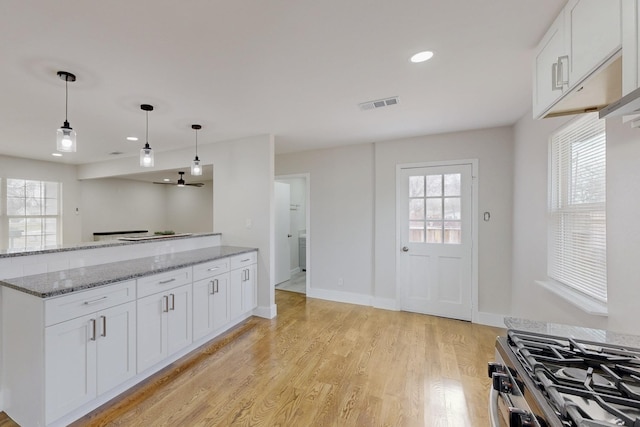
[533, 10, 568, 118]
[533, 0, 622, 119]
[566, 0, 621, 84]
[622, 0, 640, 95]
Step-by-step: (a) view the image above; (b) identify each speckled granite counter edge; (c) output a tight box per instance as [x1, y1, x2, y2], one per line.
[0, 246, 257, 298]
[505, 316, 640, 348]
[0, 232, 222, 258]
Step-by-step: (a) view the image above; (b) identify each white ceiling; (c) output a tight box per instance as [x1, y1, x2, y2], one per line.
[0, 0, 565, 167]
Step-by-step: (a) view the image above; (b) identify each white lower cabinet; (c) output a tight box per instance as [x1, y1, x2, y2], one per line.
[193, 273, 230, 340]
[45, 300, 136, 423]
[137, 283, 192, 373]
[230, 253, 258, 320]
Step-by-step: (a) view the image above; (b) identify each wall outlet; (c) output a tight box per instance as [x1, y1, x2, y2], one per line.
[338, 278, 344, 287]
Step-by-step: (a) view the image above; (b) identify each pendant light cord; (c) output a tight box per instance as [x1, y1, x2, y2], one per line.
[65, 79, 69, 122]
[195, 128, 198, 156]
[146, 110, 149, 144]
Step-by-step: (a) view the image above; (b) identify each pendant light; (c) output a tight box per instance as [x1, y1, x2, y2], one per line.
[140, 104, 154, 167]
[191, 124, 202, 176]
[56, 71, 77, 152]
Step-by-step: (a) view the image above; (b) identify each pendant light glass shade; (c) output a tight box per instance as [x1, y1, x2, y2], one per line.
[191, 124, 202, 176]
[56, 71, 77, 153]
[140, 104, 154, 168]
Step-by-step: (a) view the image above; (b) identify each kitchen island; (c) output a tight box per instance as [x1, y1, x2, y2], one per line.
[0, 234, 259, 427]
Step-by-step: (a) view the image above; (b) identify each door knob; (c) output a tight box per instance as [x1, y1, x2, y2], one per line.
[402, 246, 409, 252]
[287, 234, 292, 237]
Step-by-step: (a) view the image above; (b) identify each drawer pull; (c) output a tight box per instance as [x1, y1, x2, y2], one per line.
[207, 267, 220, 271]
[89, 319, 96, 341]
[101, 315, 107, 337]
[159, 278, 176, 285]
[84, 296, 108, 305]
[241, 258, 251, 262]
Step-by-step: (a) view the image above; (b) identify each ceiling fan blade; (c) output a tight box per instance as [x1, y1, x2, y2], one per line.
[152, 181, 175, 185]
[186, 183, 204, 187]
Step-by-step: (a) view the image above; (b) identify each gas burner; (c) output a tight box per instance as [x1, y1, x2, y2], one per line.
[556, 367, 612, 387]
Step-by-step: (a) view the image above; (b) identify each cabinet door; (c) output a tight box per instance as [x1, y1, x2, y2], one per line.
[45, 314, 97, 423]
[212, 273, 230, 330]
[533, 10, 567, 118]
[242, 264, 257, 313]
[566, 0, 621, 85]
[96, 301, 136, 395]
[229, 268, 243, 320]
[193, 277, 215, 340]
[137, 293, 168, 373]
[167, 283, 192, 356]
[622, 0, 640, 95]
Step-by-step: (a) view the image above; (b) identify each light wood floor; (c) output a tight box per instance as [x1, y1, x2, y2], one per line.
[1, 291, 504, 426]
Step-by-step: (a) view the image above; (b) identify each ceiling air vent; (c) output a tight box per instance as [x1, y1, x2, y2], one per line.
[358, 96, 399, 111]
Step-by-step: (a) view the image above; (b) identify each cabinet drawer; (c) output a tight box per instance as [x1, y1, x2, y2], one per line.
[137, 267, 191, 299]
[45, 280, 135, 326]
[230, 252, 257, 270]
[193, 258, 230, 282]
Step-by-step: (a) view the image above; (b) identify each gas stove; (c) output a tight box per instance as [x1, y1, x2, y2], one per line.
[490, 330, 640, 426]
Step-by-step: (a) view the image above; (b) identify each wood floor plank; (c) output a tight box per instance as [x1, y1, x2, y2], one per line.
[0, 291, 504, 426]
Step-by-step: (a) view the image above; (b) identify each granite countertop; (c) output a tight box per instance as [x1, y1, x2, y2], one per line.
[0, 245, 257, 298]
[505, 317, 640, 349]
[0, 232, 222, 258]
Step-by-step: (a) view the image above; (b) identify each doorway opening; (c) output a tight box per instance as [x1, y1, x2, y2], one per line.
[274, 174, 309, 295]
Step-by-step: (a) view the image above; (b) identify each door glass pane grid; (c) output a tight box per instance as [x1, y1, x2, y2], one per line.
[409, 173, 462, 244]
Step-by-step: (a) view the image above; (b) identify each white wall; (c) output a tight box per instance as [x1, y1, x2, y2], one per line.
[276, 144, 375, 299]
[0, 155, 81, 247]
[165, 180, 214, 234]
[79, 178, 167, 242]
[512, 110, 640, 335]
[374, 127, 514, 315]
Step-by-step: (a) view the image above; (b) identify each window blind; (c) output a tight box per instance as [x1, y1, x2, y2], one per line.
[548, 112, 607, 302]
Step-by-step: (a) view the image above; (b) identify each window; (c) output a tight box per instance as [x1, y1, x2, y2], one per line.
[409, 173, 462, 244]
[4, 179, 62, 250]
[548, 113, 606, 302]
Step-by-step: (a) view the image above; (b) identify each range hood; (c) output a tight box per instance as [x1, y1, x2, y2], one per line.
[599, 83, 640, 119]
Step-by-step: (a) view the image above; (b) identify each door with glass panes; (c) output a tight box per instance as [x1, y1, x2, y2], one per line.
[397, 163, 473, 321]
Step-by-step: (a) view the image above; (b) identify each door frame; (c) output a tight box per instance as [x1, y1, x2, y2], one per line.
[275, 173, 311, 294]
[395, 159, 479, 322]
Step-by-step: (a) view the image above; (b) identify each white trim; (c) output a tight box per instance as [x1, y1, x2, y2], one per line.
[372, 297, 400, 311]
[290, 267, 301, 275]
[535, 280, 608, 316]
[307, 287, 372, 307]
[474, 312, 506, 329]
[395, 159, 479, 322]
[253, 304, 277, 319]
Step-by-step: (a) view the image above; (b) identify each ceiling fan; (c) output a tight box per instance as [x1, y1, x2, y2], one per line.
[153, 171, 204, 187]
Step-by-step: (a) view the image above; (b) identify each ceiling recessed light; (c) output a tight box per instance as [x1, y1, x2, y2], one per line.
[410, 51, 434, 63]
[126, 136, 139, 141]
[163, 178, 171, 182]
[51, 153, 63, 157]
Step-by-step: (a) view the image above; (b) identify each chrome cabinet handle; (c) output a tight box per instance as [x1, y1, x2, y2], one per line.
[241, 258, 251, 262]
[163, 295, 169, 312]
[402, 246, 409, 252]
[214, 279, 219, 293]
[209, 280, 215, 295]
[207, 267, 220, 272]
[159, 278, 176, 285]
[557, 55, 569, 86]
[552, 62, 561, 91]
[89, 318, 96, 341]
[84, 296, 108, 305]
[170, 293, 175, 311]
[101, 315, 107, 337]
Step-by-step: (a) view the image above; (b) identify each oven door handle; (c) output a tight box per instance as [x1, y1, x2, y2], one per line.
[488, 386, 501, 427]
[509, 407, 534, 427]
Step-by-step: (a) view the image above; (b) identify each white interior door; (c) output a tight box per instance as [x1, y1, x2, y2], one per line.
[275, 182, 291, 285]
[397, 163, 473, 321]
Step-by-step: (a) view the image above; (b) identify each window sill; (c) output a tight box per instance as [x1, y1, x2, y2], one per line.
[535, 280, 608, 317]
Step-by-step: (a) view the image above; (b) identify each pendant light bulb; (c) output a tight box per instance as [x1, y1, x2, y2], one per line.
[140, 104, 154, 168]
[191, 124, 203, 176]
[56, 71, 77, 153]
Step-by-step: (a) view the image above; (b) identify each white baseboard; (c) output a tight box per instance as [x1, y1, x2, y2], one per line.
[254, 304, 277, 319]
[290, 267, 301, 275]
[473, 311, 506, 329]
[372, 297, 399, 311]
[307, 288, 372, 307]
